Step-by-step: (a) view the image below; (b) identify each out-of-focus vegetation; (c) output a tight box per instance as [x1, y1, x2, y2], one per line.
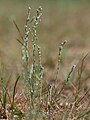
[0, 0, 90, 66]
[0, 0, 90, 84]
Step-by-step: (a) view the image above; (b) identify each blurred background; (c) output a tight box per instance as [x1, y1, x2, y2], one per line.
[0, 0, 90, 83]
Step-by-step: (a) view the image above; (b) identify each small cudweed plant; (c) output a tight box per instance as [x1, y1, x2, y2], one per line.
[21, 6, 44, 118]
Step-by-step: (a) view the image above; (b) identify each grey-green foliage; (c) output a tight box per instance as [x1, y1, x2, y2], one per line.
[21, 6, 44, 115]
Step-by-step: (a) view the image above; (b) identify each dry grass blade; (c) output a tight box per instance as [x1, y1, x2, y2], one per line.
[13, 20, 23, 40]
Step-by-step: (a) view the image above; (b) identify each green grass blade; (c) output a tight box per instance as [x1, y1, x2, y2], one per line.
[11, 75, 20, 109]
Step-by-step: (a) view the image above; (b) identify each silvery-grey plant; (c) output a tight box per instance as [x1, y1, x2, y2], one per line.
[21, 6, 44, 118]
